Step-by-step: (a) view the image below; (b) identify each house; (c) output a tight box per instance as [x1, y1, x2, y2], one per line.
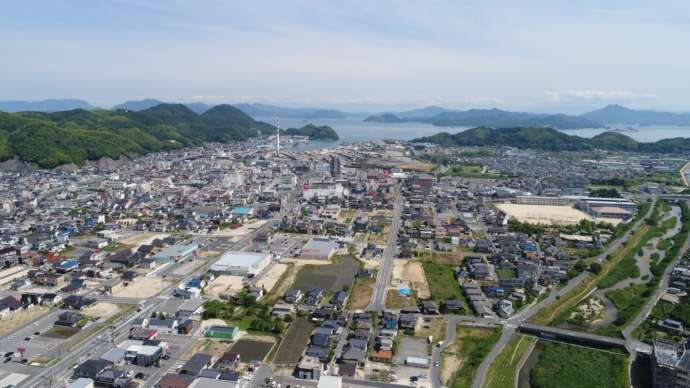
[370, 349, 393, 363]
[178, 319, 194, 335]
[443, 299, 464, 314]
[271, 303, 295, 318]
[21, 292, 42, 306]
[216, 352, 240, 371]
[156, 373, 195, 388]
[180, 353, 213, 375]
[63, 295, 96, 310]
[55, 311, 81, 327]
[73, 359, 114, 380]
[420, 300, 439, 315]
[496, 299, 514, 318]
[148, 318, 179, 333]
[284, 289, 303, 304]
[129, 327, 158, 341]
[296, 355, 322, 380]
[337, 362, 357, 378]
[0, 295, 23, 312]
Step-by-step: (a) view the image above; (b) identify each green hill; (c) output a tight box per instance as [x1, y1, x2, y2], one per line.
[413, 127, 690, 154]
[0, 103, 274, 168]
[283, 124, 339, 140]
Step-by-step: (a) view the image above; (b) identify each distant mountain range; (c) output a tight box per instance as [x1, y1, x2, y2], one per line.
[413, 127, 690, 154]
[580, 104, 690, 126]
[234, 103, 349, 119]
[365, 108, 601, 129]
[113, 99, 212, 114]
[0, 103, 275, 168]
[0, 99, 96, 112]
[366, 104, 690, 129]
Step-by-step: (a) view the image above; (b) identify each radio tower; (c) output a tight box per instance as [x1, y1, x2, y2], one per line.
[276, 119, 280, 156]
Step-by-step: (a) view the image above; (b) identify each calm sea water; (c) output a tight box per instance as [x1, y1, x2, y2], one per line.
[260, 117, 690, 148]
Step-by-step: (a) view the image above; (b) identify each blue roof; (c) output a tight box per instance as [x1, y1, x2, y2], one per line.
[231, 207, 253, 215]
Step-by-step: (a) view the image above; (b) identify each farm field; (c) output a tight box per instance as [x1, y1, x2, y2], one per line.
[230, 336, 275, 363]
[272, 317, 315, 365]
[291, 255, 358, 292]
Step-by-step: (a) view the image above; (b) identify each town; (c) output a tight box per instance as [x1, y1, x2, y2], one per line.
[0, 136, 689, 388]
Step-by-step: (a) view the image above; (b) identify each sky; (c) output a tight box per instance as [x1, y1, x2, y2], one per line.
[1, 0, 690, 113]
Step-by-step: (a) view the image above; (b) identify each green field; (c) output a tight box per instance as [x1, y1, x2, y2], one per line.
[483, 334, 536, 388]
[422, 259, 465, 307]
[530, 342, 628, 388]
[496, 268, 517, 280]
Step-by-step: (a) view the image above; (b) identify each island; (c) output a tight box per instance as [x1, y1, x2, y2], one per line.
[283, 124, 339, 141]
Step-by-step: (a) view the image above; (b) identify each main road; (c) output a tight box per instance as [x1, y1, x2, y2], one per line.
[367, 188, 404, 311]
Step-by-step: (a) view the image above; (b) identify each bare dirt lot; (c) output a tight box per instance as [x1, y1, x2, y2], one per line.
[392, 260, 430, 299]
[82, 302, 120, 320]
[385, 289, 417, 310]
[119, 232, 169, 250]
[112, 276, 171, 298]
[255, 263, 288, 293]
[206, 275, 245, 298]
[495, 203, 592, 226]
[0, 306, 49, 336]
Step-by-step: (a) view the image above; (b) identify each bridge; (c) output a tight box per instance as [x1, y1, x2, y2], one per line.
[518, 323, 628, 350]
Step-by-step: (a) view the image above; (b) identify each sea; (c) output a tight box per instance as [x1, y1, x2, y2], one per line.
[260, 117, 690, 150]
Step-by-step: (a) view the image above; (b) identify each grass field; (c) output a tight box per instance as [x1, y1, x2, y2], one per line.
[444, 325, 502, 388]
[385, 289, 417, 309]
[483, 334, 536, 388]
[422, 259, 464, 302]
[272, 317, 315, 365]
[230, 338, 275, 362]
[347, 277, 375, 310]
[496, 268, 517, 280]
[292, 255, 358, 292]
[598, 225, 652, 289]
[530, 342, 629, 388]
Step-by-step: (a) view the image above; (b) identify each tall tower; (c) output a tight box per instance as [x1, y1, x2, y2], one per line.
[276, 120, 280, 156]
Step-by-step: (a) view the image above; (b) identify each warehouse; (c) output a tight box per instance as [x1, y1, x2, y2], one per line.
[300, 238, 339, 260]
[211, 251, 271, 277]
[152, 243, 198, 264]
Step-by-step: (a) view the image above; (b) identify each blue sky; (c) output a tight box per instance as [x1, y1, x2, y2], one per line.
[1, 0, 690, 112]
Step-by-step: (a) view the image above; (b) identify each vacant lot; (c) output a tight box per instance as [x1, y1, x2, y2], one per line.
[292, 255, 358, 292]
[385, 289, 417, 310]
[530, 342, 628, 388]
[119, 232, 169, 250]
[393, 260, 430, 299]
[112, 276, 171, 298]
[0, 306, 49, 336]
[230, 337, 275, 362]
[347, 277, 375, 310]
[206, 275, 245, 298]
[82, 302, 120, 320]
[273, 317, 314, 365]
[443, 325, 502, 388]
[496, 203, 592, 226]
[483, 334, 536, 388]
[255, 263, 288, 293]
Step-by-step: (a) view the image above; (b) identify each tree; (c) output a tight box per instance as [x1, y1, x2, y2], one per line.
[589, 262, 603, 274]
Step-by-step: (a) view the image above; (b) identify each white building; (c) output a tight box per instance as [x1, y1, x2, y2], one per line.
[211, 251, 272, 277]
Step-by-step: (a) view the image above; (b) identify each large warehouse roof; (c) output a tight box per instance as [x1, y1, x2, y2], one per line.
[212, 250, 270, 269]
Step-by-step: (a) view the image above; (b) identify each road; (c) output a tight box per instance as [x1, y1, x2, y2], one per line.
[367, 189, 403, 311]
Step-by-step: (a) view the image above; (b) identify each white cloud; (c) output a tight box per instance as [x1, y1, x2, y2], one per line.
[544, 89, 659, 103]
